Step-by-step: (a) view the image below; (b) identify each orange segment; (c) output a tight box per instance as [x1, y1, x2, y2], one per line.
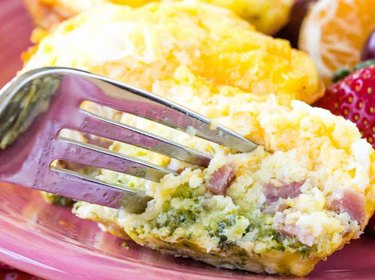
[299, 0, 375, 85]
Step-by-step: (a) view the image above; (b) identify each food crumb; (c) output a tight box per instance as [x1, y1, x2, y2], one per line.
[121, 241, 130, 250]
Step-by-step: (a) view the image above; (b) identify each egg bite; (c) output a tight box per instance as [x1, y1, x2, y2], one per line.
[23, 3, 322, 104]
[73, 67, 375, 276]
[24, 0, 293, 34]
[21, 2, 375, 276]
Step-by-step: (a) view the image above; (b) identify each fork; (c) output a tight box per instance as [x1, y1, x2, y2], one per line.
[0, 67, 257, 213]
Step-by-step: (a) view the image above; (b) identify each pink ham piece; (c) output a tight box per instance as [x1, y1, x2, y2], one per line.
[274, 215, 315, 246]
[264, 181, 304, 204]
[329, 188, 366, 225]
[207, 163, 236, 195]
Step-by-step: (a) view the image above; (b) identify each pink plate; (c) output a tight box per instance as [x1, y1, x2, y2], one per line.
[1, 1, 375, 279]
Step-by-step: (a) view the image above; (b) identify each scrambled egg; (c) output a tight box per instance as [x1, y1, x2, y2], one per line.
[21, 2, 375, 276]
[25, 0, 293, 34]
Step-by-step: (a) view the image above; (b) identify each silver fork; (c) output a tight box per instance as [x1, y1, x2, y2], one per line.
[0, 67, 257, 213]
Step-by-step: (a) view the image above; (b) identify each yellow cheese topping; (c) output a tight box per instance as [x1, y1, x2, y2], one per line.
[23, 2, 322, 105]
[31, 0, 293, 34]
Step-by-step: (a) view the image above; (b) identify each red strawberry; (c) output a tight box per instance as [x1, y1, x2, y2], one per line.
[315, 64, 375, 148]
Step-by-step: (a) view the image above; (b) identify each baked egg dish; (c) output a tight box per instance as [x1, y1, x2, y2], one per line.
[21, 2, 375, 277]
[24, 0, 293, 34]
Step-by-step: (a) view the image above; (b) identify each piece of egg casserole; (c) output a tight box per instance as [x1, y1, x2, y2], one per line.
[73, 68, 375, 276]
[23, 3, 322, 105]
[21, 3, 375, 276]
[24, 0, 293, 34]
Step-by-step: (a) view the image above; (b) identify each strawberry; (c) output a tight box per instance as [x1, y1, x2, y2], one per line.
[315, 64, 375, 148]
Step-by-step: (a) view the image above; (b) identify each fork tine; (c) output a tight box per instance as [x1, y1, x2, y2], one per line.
[54, 137, 175, 182]
[71, 110, 212, 167]
[78, 74, 258, 153]
[48, 166, 151, 212]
